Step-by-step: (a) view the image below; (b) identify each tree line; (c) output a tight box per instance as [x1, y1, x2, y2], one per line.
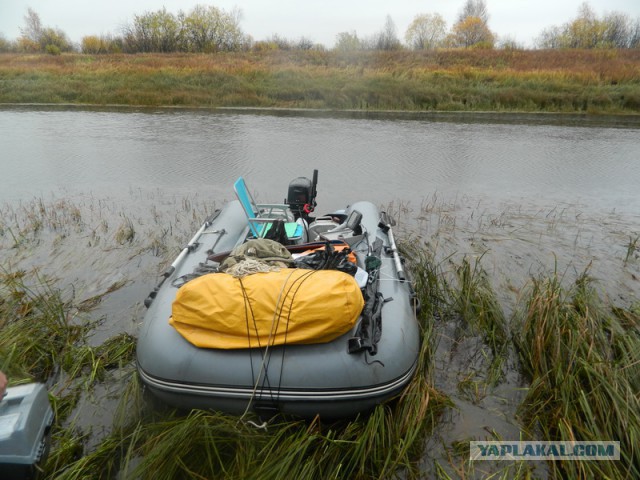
[1, 1, 639, 55]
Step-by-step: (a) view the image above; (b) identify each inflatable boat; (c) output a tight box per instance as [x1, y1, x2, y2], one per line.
[136, 171, 421, 419]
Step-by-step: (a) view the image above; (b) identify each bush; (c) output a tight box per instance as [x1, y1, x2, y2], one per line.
[45, 44, 61, 55]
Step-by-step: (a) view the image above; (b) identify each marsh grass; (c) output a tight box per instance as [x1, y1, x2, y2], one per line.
[0, 270, 88, 381]
[1, 50, 639, 112]
[0, 198, 86, 249]
[448, 256, 509, 386]
[0, 269, 136, 383]
[514, 271, 640, 478]
[402, 238, 509, 389]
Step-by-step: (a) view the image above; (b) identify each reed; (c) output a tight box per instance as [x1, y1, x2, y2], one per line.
[514, 271, 640, 478]
[448, 256, 508, 386]
[62, 332, 136, 386]
[399, 238, 449, 320]
[52, 353, 447, 479]
[402, 238, 509, 388]
[0, 267, 142, 479]
[624, 234, 639, 265]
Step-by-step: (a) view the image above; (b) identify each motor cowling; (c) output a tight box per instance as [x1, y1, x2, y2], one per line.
[286, 176, 315, 219]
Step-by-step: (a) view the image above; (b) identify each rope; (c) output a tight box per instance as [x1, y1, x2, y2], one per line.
[275, 270, 317, 395]
[225, 258, 284, 278]
[238, 268, 299, 422]
[259, 269, 316, 406]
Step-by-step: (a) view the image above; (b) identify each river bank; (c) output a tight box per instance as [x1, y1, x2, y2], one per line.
[1, 49, 640, 113]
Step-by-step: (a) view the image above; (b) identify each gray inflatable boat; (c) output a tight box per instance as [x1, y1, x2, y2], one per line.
[136, 171, 420, 419]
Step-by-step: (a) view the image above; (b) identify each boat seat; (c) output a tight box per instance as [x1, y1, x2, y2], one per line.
[233, 177, 304, 241]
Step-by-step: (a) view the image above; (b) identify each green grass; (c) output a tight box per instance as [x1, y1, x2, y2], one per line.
[0, 269, 138, 477]
[0, 270, 88, 381]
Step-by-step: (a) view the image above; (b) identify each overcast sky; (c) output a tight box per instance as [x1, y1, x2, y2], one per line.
[1, 1, 639, 48]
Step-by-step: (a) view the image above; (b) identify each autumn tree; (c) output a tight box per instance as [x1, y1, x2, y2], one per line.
[18, 8, 72, 53]
[81, 34, 122, 54]
[602, 12, 634, 48]
[122, 8, 182, 52]
[405, 13, 446, 50]
[535, 2, 639, 48]
[448, 0, 495, 48]
[536, 25, 566, 49]
[565, 2, 602, 48]
[20, 8, 42, 46]
[0, 34, 12, 52]
[631, 18, 640, 48]
[448, 16, 495, 48]
[121, 5, 246, 53]
[181, 5, 245, 52]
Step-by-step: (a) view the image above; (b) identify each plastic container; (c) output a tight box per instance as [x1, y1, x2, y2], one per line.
[0, 383, 54, 480]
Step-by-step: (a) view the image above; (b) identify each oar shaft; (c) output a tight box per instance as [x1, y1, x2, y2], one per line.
[386, 226, 406, 281]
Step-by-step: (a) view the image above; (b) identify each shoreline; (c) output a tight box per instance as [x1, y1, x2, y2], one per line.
[2, 103, 640, 128]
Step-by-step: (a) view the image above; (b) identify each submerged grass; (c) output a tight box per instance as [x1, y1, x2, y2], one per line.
[401, 239, 509, 393]
[0, 269, 137, 386]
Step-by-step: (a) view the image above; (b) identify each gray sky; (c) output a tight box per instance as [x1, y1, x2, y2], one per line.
[1, 1, 639, 48]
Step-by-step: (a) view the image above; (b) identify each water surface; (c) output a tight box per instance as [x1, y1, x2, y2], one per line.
[2, 108, 639, 215]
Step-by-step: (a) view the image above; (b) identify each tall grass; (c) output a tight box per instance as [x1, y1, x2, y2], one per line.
[448, 256, 509, 386]
[1, 50, 639, 112]
[401, 239, 509, 390]
[0, 270, 136, 385]
[514, 271, 640, 478]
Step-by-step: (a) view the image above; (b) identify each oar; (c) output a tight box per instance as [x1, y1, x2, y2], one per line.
[144, 210, 221, 307]
[378, 211, 406, 282]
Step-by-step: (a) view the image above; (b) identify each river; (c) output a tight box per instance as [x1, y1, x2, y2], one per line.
[2, 107, 640, 214]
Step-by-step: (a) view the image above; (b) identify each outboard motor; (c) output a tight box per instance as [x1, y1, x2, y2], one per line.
[286, 170, 318, 220]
